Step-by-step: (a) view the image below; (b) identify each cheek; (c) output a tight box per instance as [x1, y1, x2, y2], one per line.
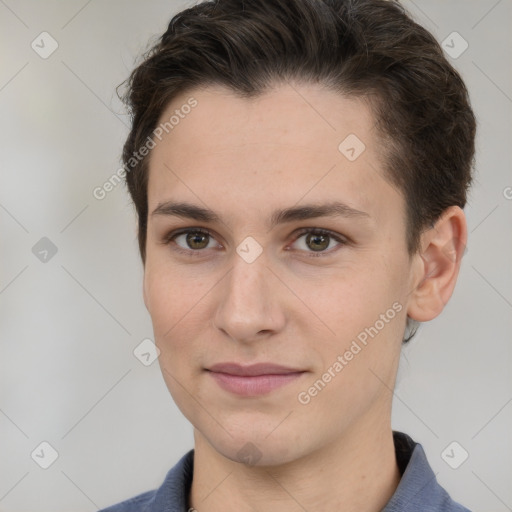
[295, 279, 406, 427]
[302, 258, 407, 373]
[303, 264, 395, 334]
[145, 261, 201, 323]
[145, 267, 209, 412]
[144, 265, 209, 362]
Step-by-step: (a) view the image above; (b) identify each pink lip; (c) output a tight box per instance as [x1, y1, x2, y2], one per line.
[206, 362, 306, 396]
[208, 362, 304, 376]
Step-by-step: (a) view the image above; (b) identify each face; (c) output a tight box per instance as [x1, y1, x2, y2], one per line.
[143, 82, 418, 465]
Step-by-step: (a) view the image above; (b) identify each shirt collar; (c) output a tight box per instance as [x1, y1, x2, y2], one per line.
[151, 431, 468, 511]
[383, 431, 468, 511]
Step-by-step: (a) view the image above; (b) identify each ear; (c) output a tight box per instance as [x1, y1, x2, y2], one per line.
[407, 206, 467, 322]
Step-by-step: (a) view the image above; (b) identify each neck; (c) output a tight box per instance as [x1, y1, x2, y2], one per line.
[189, 417, 401, 512]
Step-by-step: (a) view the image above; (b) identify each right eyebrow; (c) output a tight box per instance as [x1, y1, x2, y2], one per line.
[151, 201, 220, 223]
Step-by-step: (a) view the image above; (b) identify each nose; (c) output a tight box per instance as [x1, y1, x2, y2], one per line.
[213, 248, 286, 344]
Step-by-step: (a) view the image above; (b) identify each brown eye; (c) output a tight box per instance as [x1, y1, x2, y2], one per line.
[167, 229, 219, 253]
[290, 228, 346, 256]
[185, 231, 210, 250]
[305, 232, 330, 252]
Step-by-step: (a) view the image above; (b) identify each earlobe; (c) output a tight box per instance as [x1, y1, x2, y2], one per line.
[407, 206, 467, 322]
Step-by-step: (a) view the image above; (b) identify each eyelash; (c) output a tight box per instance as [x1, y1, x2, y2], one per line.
[161, 227, 348, 258]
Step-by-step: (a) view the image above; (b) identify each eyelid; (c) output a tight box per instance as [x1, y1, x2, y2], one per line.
[161, 226, 349, 257]
[161, 227, 222, 256]
[161, 227, 214, 244]
[287, 227, 348, 256]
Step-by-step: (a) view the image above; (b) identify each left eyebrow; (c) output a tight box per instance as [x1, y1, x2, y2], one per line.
[150, 200, 370, 229]
[269, 201, 370, 229]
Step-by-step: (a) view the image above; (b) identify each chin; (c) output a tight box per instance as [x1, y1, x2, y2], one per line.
[204, 426, 304, 467]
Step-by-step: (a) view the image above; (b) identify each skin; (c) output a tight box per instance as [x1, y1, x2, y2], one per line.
[142, 82, 467, 512]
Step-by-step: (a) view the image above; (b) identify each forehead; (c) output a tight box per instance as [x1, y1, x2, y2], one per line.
[155, 82, 376, 157]
[146, 82, 401, 224]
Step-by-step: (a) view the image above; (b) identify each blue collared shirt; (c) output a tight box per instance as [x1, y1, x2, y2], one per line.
[99, 431, 471, 511]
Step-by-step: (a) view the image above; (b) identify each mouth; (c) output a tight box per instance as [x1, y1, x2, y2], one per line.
[205, 362, 307, 396]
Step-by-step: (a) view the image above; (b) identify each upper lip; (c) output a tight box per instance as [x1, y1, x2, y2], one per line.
[207, 362, 305, 376]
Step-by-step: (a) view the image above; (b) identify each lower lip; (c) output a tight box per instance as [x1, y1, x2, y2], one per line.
[207, 371, 305, 396]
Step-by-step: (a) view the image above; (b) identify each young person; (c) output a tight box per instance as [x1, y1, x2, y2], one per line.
[101, 0, 475, 510]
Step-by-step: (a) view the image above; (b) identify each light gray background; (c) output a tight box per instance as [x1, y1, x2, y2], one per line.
[0, 1, 511, 511]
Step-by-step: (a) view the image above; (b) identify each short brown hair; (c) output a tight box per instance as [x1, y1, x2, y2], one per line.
[119, 0, 476, 262]
[118, 0, 476, 265]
